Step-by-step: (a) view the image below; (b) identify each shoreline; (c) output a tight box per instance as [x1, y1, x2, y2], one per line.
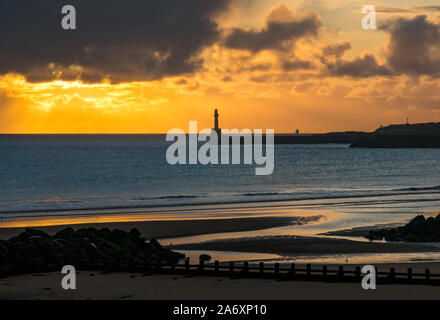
[2, 188, 440, 218]
[172, 235, 440, 256]
[0, 216, 301, 240]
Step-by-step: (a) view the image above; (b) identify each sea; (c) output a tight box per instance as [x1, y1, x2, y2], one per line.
[2, 134, 440, 263]
[1, 134, 440, 215]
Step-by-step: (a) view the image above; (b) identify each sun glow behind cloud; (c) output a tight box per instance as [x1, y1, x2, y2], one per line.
[2, 0, 440, 133]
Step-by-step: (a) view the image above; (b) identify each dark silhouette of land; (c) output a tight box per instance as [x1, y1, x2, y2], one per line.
[350, 122, 440, 148]
[274, 131, 366, 144]
[212, 109, 440, 147]
[273, 122, 440, 147]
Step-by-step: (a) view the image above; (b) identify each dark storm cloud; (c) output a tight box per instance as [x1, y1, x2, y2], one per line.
[223, 13, 321, 53]
[327, 55, 391, 78]
[322, 15, 440, 78]
[0, 0, 231, 83]
[320, 41, 390, 78]
[321, 42, 351, 58]
[380, 15, 440, 76]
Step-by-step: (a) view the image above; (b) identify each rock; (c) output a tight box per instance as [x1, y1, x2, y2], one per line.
[129, 228, 141, 239]
[98, 228, 111, 238]
[149, 239, 163, 252]
[25, 228, 48, 237]
[55, 227, 75, 239]
[199, 254, 211, 262]
[1, 226, 185, 277]
[110, 229, 128, 244]
[366, 213, 440, 243]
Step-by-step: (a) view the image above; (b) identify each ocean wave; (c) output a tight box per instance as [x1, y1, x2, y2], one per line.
[133, 195, 201, 201]
[241, 192, 283, 197]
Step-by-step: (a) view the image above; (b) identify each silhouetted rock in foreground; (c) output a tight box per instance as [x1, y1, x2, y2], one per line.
[0, 227, 185, 277]
[199, 254, 211, 262]
[366, 214, 440, 242]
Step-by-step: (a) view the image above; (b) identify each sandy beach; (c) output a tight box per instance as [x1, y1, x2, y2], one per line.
[2, 215, 439, 258]
[0, 216, 297, 240]
[2, 214, 440, 300]
[172, 235, 440, 255]
[1, 272, 439, 300]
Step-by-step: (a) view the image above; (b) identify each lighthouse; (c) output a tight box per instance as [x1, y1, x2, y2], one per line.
[213, 108, 221, 137]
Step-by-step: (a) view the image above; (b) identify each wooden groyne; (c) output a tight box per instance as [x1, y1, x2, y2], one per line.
[9, 259, 437, 286]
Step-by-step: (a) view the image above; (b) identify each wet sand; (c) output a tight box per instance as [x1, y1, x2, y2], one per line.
[172, 235, 440, 255]
[0, 216, 302, 240]
[1, 272, 439, 300]
[321, 224, 400, 238]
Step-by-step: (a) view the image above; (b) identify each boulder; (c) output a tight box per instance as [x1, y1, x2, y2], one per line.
[129, 228, 141, 239]
[366, 213, 440, 242]
[199, 254, 212, 262]
[1, 226, 185, 277]
[55, 227, 75, 239]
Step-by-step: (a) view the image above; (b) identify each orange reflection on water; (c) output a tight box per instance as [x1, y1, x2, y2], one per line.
[0, 214, 179, 228]
[0, 203, 337, 229]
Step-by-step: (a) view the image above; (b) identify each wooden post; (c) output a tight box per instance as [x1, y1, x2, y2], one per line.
[408, 268, 412, 280]
[390, 268, 395, 282]
[355, 266, 361, 280]
[290, 264, 296, 277]
[259, 262, 264, 274]
[338, 265, 344, 278]
[185, 258, 190, 274]
[275, 263, 280, 276]
[323, 265, 328, 278]
[243, 261, 249, 273]
[199, 259, 204, 274]
[426, 269, 430, 282]
[229, 261, 234, 275]
[214, 261, 219, 275]
[306, 264, 311, 278]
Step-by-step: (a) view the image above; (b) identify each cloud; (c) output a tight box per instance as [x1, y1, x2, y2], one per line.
[174, 79, 188, 86]
[414, 6, 440, 12]
[375, 7, 413, 13]
[380, 15, 440, 76]
[321, 15, 440, 78]
[320, 41, 389, 78]
[326, 54, 391, 78]
[322, 42, 352, 58]
[293, 82, 315, 94]
[282, 59, 315, 71]
[0, 0, 231, 83]
[224, 4, 321, 53]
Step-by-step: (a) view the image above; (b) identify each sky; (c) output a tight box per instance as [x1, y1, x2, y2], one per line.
[1, 0, 440, 133]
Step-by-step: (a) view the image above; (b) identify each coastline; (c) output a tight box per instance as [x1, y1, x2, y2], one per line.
[0, 216, 299, 240]
[172, 235, 440, 255]
[2, 208, 440, 300]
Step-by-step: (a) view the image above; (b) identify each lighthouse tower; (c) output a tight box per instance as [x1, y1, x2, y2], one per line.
[213, 109, 222, 137]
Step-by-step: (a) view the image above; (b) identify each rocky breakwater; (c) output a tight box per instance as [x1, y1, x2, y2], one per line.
[367, 214, 440, 242]
[0, 227, 185, 277]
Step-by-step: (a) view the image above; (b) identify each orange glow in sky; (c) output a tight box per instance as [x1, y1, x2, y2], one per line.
[2, 1, 440, 134]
